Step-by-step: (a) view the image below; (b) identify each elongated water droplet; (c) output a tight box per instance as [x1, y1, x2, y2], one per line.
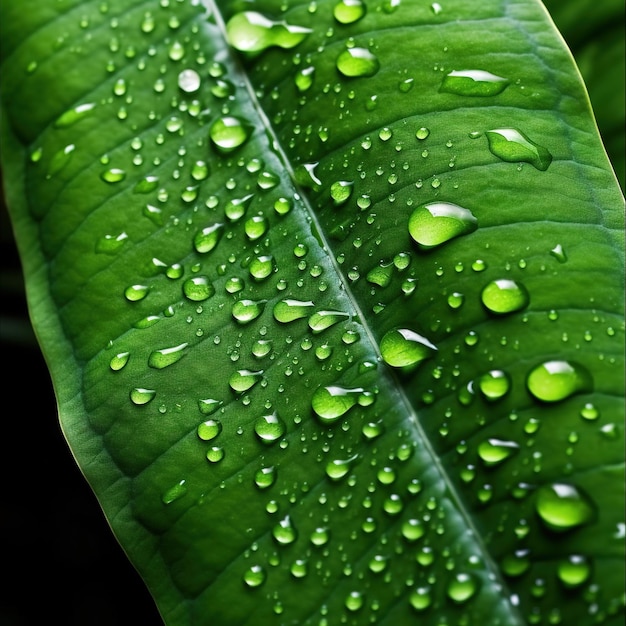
[326, 455, 358, 481]
[308, 310, 350, 333]
[162, 479, 187, 504]
[408, 201, 477, 249]
[148, 343, 188, 369]
[226, 11, 312, 52]
[101, 168, 126, 183]
[130, 387, 156, 405]
[535, 483, 595, 531]
[481, 279, 529, 314]
[380, 328, 437, 368]
[55, 102, 96, 128]
[210, 116, 252, 153]
[486, 128, 552, 171]
[194, 223, 224, 254]
[440, 69, 509, 96]
[527, 360, 591, 402]
[224, 194, 254, 221]
[109, 351, 130, 371]
[312, 385, 366, 423]
[183, 276, 214, 302]
[124, 284, 149, 302]
[229, 369, 263, 393]
[336, 47, 380, 77]
[478, 438, 519, 466]
[274, 299, 316, 323]
[134, 175, 159, 194]
[254, 412, 286, 443]
[47, 144, 75, 177]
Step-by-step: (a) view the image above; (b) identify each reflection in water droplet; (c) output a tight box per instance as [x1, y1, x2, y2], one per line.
[409, 201, 478, 249]
[209, 116, 252, 153]
[178, 68, 201, 93]
[380, 328, 437, 368]
[481, 279, 529, 314]
[226, 11, 312, 52]
[336, 47, 380, 77]
[535, 483, 595, 531]
[440, 69, 509, 96]
[486, 128, 552, 171]
[527, 360, 591, 402]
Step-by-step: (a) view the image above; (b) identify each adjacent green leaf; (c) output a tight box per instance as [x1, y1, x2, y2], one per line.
[1, 1, 623, 625]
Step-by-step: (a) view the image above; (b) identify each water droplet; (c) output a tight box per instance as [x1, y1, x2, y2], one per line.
[206, 446, 225, 463]
[101, 168, 126, 183]
[243, 564, 266, 587]
[96, 231, 128, 254]
[366, 262, 393, 287]
[254, 466, 277, 489]
[209, 116, 252, 153]
[229, 369, 263, 393]
[55, 102, 96, 128]
[311, 385, 367, 423]
[447, 573, 478, 604]
[325, 455, 358, 480]
[249, 255, 275, 280]
[148, 343, 188, 369]
[486, 128, 552, 171]
[290, 559, 308, 578]
[272, 515, 297, 544]
[109, 351, 130, 371]
[440, 69, 509, 96]
[162, 479, 187, 504]
[244, 215, 269, 241]
[535, 483, 595, 531]
[481, 279, 529, 314]
[527, 360, 592, 402]
[501, 550, 531, 577]
[232, 299, 265, 324]
[580, 402, 599, 421]
[183, 276, 214, 302]
[550, 243, 567, 263]
[408, 201, 478, 249]
[224, 194, 254, 221]
[226, 11, 312, 52]
[345, 591, 364, 612]
[330, 180, 354, 206]
[308, 310, 350, 333]
[46, 144, 75, 177]
[380, 328, 437, 368]
[254, 412, 286, 444]
[295, 65, 315, 92]
[410, 586, 432, 611]
[198, 398, 221, 416]
[274, 299, 315, 323]
[336, 47, 380, 78]
[197, 419, 222, 441]
[178, 68, 201, 93]
[294, 162, 322, 190]
[134, 175, 159, 194]
[333, 0, 366, 24]
[194, 223, 224, 254]
[557, 555, 591, 587]
[478, 438, 519, 466]
[477, 369, 511, 400]
[124, 284, 149, 302]
[130, 387, 156, 405]
[310, 526, 330, 546]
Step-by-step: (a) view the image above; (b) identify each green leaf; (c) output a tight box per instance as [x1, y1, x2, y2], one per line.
[1, 1, 624, 625]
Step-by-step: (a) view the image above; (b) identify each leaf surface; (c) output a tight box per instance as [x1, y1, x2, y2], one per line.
[0, 1, 624, 625]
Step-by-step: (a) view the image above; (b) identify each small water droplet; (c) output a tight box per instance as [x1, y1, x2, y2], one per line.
[336, 47, 380, 77]
[161, 479, 187, 504]
[550, 243, 567, 263]
[486, 128, 552, 171]
[535, 483, 595, 531]
[380, 328, 437, 368]
[243, 564, 266, 587]
[440, 69, 509, 96]
[272, 515, 297, 544]
[409, 201, 478, 249]
[481, 279, 529, 314]
[178, 68, 201, 93]
[527, 360, 592, 402]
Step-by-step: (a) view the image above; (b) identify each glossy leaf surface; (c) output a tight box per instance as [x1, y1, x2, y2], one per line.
[0, 1, 624, 625]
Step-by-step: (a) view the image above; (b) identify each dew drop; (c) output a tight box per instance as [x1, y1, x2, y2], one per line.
[206, 446, 225, 463]
[161, 479, 187, 504]
[295, 65, 315, 92]
[55, 102, 97, 128]
[272, 515, 297, 545]
[447, 573, 478, 604]
[101, 168, 126, 183]
[249, 255, 275, 280]
[477, 369, 511, 400]
[254, 412, 286, 444]
[178, 68, 201, 93]
[345, 591, 364, 612]
[410, 586, 432, 611]
[197, 419, 222, 441]
[440, 69, 509, 96]
[244, 215, 269, 240]
[336, 47, 380, 78]
[124, 284, 149, 302]
[183, 276, 214, 302]
[477, 438, 519, 466]
[134, 175, 159, 194]
[96, 231, 128, 254]
[229, 369, 263, 393]
[130, 387, 156, 405]
[274, 299, 315, 323]
[330, 180, 354, 206]
[311, 385, 365, 423]
[380, 328, 437, 368]
[148, 343, 188, 369]
[408, 201, 478, 249]
[333, 0, 366, 24]
[308, 310, 349, 333]
[486, 128, 552, 171]
[109, 351, 130, 371]
[254, 466, 277, 489]
[46, 144, 75, 177]
[198, 398, 222, 415]
[226, 11, 312, 52]
[209, 116, 252, 153]
[232, 299, 265, 324]
[557, 555, 591, 587]
[535, 483, 595, 531]
[526, 360, 592, 402]
[481, 279, 529, 314]
[194, 223, 224, 254]
[325, 455, 358, 480]
[243, 564, 266, 588]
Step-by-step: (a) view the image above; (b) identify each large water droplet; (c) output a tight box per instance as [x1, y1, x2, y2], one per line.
[486, 128, 552, 171]
[148, 343, 188, 369]
[232, 299, 265, 324]
[478, 369, 511, 400]
[440, 69, 509, 96]
[197, 419, 222, 441]
[229, 369, 263, 393]
[447, 573, 478, 604]
[526, 360, 591, 402]
[557, 555, 591, 587]
[178, 68, 201, 93]
[254, 466, 277, 489]
[254, 412, 286, 444]
[55, 102, 97, 128]
[311, 385, 367, 423]
[226, 11, 312, 53]
[130, 387, 156, 405]
[194, 223, 224, 254]
[535, 483, 595, 531]
[333, 0, 366, 23]
[481, 279, 529, 314]
[410, 586, 432, 611]
[325, 455, 358, 481]
[272, 515, 297, 545]
[209, 116, 252, 153]
[273, 299, 315, 323]
[336, 47, 380, 77]
[183, 276, 215, 302]
[243, 564, 266, 587]
[408, 201, 478, 249]
[477, 438, 519, 466]
[380, 328, 437, 368]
